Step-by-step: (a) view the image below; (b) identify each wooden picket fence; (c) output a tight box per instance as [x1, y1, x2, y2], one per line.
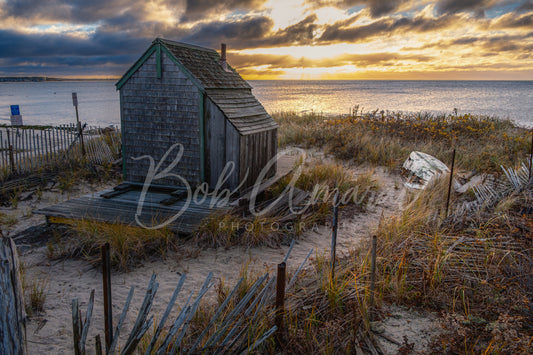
[0, 124, 121, 182]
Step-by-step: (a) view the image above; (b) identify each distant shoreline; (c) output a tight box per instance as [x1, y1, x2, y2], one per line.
[0, 76, 116, 82]
[1, 77, 532, 83]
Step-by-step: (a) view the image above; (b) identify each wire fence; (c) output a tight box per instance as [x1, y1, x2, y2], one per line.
[0, 124, 121, 182]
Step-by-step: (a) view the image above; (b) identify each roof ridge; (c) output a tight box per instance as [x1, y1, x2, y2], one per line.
[154, 38, 218, 54]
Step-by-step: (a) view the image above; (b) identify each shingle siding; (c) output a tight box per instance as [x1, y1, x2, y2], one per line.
[121, 51, 201, 186]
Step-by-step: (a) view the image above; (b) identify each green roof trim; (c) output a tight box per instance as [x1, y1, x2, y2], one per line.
[199, 92, 205, 182]
[159, 45, 205, 92]
[115, 46, 156, 90]
[156, 43, 162, 79]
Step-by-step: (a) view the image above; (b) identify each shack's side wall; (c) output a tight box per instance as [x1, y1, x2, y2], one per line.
[120, 51, 201, 186]
[225, 121, 240, 190]
[205, 97, 240, 190]
[239, 128, 277, 188]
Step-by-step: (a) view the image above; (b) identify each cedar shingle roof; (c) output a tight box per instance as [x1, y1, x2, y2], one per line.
[206, 89, 278, 135]
[117, 38, 276, 135]
[158, 38, 251, 90]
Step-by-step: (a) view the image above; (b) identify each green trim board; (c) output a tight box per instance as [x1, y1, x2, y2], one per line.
[156, 43, 162, 79]
[199, 91, 205, 182]
[159, 46, 205, 93]
[115, 46, 157, 90]
[119, 90, 126, 180]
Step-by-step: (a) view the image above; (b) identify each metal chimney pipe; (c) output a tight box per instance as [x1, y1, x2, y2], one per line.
[221, 43, 227, 61]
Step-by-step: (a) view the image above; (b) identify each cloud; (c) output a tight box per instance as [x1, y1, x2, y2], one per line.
[435, 0, 494, 16]
[0, 29, 148, 57]
[319, 13, 459, 43]
[491, 12, 533, 28]
[181, 16, 274, 48]
[516, 1, 533, 13]
[229, 51, 433, 69]
[308, 0, 412, 18]
[181, 14, 318, 49]
[2, 0, 139, 24]
[182, 0, 268, 21]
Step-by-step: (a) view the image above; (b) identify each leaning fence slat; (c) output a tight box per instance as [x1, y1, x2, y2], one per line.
[122, 315, 154, 355]
[203, 275, 268, 351]
[123, 274, 159, 349]
[170, 273, 214, 354]
[156, 294, 193, 355]
[187, 276, 244, 354]
[144, 274, 187, 355]
[79, 289, 95, 353]
[213, 319, 244, 355]
[239, 326, 277, 355]
[287, 248, 313, 290]
[283, 239, 296, 264]
[108, 287, 135, 355]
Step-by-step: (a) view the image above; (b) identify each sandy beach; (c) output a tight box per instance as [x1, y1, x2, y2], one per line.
[0, 150, 446, 354]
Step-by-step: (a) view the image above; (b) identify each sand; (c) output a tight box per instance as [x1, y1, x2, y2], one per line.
[1, 150, 440, 354]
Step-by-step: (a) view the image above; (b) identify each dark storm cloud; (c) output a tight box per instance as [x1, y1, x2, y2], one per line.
[492, 13, 533, 28]
[182, 0, 268, 21]
[0, 29, 148, 57]
[229, 52, 432, 70]
[516, 1, 533, 12]
[0, 55, 134, 67]
[182, 15, 318, 49]
[181, 16, 274, 48]
[309, 0, 411, 18]
[435, 0, 493, 16]
[401, 32, 533, 53]
[319, 13, 458, 43]
[2, 0, 138, 24]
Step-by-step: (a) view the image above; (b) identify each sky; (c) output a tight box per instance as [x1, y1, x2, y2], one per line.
[0, 0, 532, 80]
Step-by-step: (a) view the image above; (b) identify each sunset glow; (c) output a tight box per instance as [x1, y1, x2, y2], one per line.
[0, 0, 531, 79]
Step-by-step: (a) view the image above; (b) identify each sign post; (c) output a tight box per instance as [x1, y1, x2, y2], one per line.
[10, 105, 23, 126]
[72, 92, 86, 157]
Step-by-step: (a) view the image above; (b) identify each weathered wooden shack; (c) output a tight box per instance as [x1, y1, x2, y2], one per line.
[116, 38, 277, 191]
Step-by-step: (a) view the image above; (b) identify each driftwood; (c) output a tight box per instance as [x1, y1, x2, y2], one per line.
[0, 232, 27, 355]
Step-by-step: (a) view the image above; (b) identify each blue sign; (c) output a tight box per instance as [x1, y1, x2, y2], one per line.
[10, 105, 20, 116]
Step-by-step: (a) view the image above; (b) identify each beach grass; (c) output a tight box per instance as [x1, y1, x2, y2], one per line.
[49, 219, 178, 271]
[275, 110, 531, 173]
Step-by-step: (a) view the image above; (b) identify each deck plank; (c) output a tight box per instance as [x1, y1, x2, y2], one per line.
[35, 189, 232, 234]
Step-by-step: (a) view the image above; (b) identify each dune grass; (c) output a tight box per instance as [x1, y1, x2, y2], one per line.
[193, 162, 380, 249]
[48, 220, 178, 271]
[275, 110, 531, 173]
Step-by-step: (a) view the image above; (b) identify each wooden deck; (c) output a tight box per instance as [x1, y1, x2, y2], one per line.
[35, 151, 305, 234]
[35, 183, 233, 234]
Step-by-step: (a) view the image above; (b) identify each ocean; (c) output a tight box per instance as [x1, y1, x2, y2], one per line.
[1, 80, 531, 128]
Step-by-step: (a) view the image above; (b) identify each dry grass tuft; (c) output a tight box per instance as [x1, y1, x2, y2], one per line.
[275, 111, 531, 173]
[49, 220, 178, 271]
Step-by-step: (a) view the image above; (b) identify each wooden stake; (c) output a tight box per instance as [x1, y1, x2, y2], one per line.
[72, 299, 81, 355]
[95, 335, 103, 355]
[528, 129, 533, 181]
[102, 243, 113, 351]
[73, 93, 86, 157]
[331, 191, 339, 281]
[369, 235, 377, 321]
[275, 262, 286, 345]
[445, 149, 456, 218]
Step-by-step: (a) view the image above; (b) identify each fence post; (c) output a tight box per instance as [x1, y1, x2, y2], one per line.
[6, 129, 15, 174]
[72, 93, 86, 157]
[369, 235, 377, 321]
[275, 262, 286, 346]
[102, 243, 113, 351]
[445, 149, 456, 218]
[331, 190, 339, 281]
[528, 129, 533, 181]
